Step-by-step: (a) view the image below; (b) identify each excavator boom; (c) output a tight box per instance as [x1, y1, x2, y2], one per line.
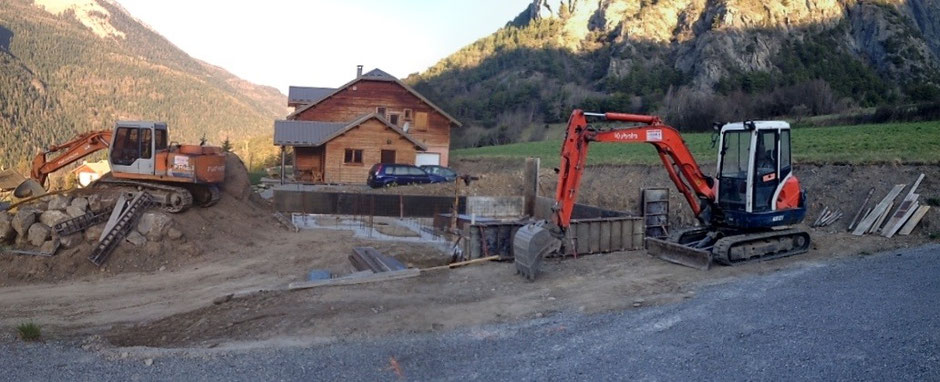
[552, 110, 715, 230]
[31, 130, 113, 186]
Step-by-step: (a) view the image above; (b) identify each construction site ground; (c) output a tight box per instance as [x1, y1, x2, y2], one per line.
[0, 158, 936, 350]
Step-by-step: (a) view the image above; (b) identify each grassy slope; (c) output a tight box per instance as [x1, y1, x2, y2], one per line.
[452, 121, 940, 167]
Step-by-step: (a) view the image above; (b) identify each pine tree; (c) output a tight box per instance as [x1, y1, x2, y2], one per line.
[221, 137, 233, 152]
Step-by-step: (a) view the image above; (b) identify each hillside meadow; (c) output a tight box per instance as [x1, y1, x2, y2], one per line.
[451, 121, 940, 167]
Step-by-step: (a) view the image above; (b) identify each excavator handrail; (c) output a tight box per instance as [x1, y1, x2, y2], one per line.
[31, 130, 113, 186]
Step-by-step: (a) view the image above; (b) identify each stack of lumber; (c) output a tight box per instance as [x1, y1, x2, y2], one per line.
[349, 247, 407, 273]
[849, 174, 930, 237]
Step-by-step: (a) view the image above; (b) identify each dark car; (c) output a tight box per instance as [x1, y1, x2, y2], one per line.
[367, 164, 447, 188]
[420, 165, 458, 182]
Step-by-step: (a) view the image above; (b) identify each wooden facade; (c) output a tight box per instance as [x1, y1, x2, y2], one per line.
[279, 69, 460, 184]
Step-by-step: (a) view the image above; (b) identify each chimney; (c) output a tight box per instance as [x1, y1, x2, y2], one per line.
[356, 65, 363, 77]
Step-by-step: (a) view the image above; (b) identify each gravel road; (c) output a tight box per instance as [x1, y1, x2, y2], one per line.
[3, 244, 939, 381]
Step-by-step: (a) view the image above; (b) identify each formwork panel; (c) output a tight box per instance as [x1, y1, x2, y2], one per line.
[589, 221, 601, 253]
[465, 216, 643, 259]
[610, 220, 622, 250]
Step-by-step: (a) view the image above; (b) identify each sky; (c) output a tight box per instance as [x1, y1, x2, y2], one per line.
[116, 0, 533, 93]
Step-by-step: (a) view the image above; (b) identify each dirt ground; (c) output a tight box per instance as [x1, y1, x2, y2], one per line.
[0, 157, 937, 349]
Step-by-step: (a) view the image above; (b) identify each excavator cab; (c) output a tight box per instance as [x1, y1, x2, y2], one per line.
[110, 121, 168, 176]
[715, 121, 805, 229]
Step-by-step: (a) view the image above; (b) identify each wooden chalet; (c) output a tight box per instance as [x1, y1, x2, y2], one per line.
[276, 66, 461, 184]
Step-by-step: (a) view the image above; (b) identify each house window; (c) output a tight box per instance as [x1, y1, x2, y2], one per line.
[344, 149, 363, 164]
[403, 109, 413, 121]
[389, 113, 400, 126]
[414, 112, 429, 131]
[376, 107, 387, 118]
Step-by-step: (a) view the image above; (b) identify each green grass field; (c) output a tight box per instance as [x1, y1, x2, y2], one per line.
[452, 121, 940, 167]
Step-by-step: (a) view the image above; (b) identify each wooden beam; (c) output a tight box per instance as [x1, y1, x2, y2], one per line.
[898, 205, 930, 236]
[870, 202, 893, 234]
[847, 188, 875, 232]
[523, 157, 539, 217]
[904, 173, 925, 201]
[288, 268, 420, 291]
[421, 255, 499, 272]
[853, 184, 906, 235]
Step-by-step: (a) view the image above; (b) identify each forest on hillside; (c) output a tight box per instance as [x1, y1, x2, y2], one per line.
[408, 3, 940, 148]
[0, 1, 285, 172]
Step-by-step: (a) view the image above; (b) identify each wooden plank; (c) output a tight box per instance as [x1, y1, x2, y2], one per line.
[288, 268, 420, 291]
[898, 205, 931, 236]
[882, 193, 919, 237]
[884, 201, 919, 238]
[853, 184, 906, 235]
[904, 173, 925, 201]
[99, 193, 128, 243]
[421, 255, 499, 272]
[848, 188, 875, 231]
[870, 202, 893, 234]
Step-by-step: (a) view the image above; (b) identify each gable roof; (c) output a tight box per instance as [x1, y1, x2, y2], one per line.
[274, 113, 427, 150]
[286, 68, 462, 126]
[288, 86, 336, 105]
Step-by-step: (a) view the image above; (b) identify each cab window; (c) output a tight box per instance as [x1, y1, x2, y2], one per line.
[111, 127, 141, 166]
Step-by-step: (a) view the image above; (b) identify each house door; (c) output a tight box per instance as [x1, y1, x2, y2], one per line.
[381, 150, 396, 164]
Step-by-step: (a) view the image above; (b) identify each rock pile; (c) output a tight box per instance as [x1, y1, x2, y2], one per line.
[1, 193, 184, 255]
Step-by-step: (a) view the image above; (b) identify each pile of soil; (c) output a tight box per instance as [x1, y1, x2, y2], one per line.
[0, 153, 274, 286]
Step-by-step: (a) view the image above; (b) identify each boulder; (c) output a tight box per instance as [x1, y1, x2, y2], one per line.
[166, 227, 183, 241]
[12, 208, 38, 236]
[85, 225, 104, 242]
[66, 205, 87, 218]
[27, 223, 52, 247]
[40, 238, 59, 254]
[137, 212, 172, 241]
[47, 194, 73, 210]
[125, 231, 147, 246]
[39, 210, 70, 227]
[60, 233, 83, 248]
[70, 197, 89, 211]
[86, 194, 103, 211]
[0, 211, 14, 243]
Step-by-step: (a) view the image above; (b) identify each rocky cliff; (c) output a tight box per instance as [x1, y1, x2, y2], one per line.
[410, 0, 940, 142]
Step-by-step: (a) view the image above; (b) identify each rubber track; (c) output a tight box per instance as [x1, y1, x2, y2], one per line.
[711, 228, 810, 266]
[201, 185, 221, 208]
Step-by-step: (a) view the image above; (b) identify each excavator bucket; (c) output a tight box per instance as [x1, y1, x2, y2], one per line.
[0, 170, 46, 201]
[646, 237, 713, 271]
[512, 223, 561, 281]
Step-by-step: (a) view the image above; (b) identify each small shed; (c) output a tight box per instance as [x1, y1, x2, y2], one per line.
[275, 113, 427, 183]
[72, 160, 110, 187]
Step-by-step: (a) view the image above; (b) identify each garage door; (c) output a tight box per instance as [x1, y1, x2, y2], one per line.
[415, 153, 441, 166]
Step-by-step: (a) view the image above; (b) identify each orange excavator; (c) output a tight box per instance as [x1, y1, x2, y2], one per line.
[30, 121, 226, 212]
[513, 110, 810, 280]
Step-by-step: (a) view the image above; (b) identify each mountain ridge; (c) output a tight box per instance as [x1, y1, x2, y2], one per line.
[409, 0, 940, 146]
[0, 0, 286, 170]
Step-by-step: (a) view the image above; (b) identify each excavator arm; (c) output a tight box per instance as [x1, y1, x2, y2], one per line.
[552, 110, 715, 230]
[31, 130, 113, 186]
